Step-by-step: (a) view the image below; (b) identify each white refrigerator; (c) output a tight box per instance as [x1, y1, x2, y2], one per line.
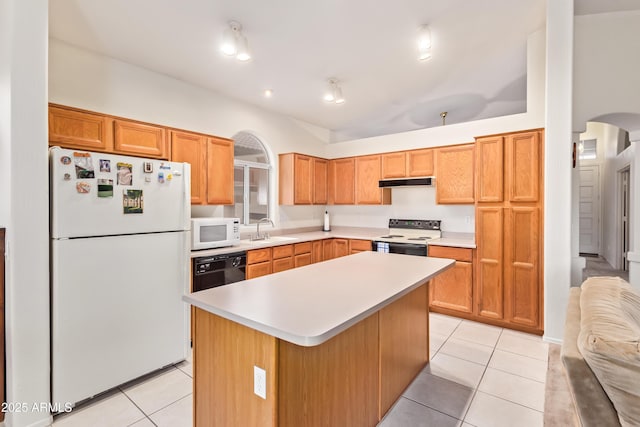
[50, 147, 191, 408]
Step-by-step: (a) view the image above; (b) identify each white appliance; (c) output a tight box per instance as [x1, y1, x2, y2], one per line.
[50, 147, 191, 408]
[373, 219, 442, 256]
[191, 217, 240, 250]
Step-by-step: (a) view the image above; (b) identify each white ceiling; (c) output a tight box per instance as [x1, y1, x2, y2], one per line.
[49, 1, 631, 143]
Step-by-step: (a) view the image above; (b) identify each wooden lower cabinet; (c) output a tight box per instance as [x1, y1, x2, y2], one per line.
[272, 245, 294, 273]
[247, 261, 272, 279]
[349, 239, 372, 254]
[193, 282, 429, 426]
[334, 239, 349, 258]
[476, 207, 505, 320]
[311, 240, 323, 263]
[428, 246, 473, 314]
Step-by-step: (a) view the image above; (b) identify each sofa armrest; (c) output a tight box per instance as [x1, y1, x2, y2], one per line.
[561, 287, 620, 427]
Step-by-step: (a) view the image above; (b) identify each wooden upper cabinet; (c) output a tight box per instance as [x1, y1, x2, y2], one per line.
[475, 136, 504, 203]
[355, 155, 391, 205]
[329, 158, 356, 204]
[113, 119, 167, 159]
[206, 137, 234, 205]
[381, 152, 406, 179]
[279, 154, 327, 205]
[407, 149, 434, 177]
[506, 131, 540, 202]
[435, 144, 475, 204]
[48, 105, 113, 151]
[313, 158, 328, 204]
[171, 131, 207, 204]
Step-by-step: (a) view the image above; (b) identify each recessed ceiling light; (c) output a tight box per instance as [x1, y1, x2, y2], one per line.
[417, 25, 432, 61]
[264, 89, 273, 98]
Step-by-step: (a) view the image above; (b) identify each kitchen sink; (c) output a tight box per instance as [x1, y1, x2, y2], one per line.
[242, 235, 298, 244]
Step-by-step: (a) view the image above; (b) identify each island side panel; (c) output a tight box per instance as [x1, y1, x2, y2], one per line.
[278, 313, 380, 427]
[378, 283, 429, 418]
[194, 308, 278, 427]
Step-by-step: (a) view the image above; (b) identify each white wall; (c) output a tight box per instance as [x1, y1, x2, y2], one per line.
[573, 10, 640, 131]
[3, 1, 51, 426]
[0, 0, 11, 227]
[543, 0, 573, 344]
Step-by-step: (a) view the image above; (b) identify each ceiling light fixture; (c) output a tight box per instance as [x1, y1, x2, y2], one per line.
[264, 89, 273, 98]
[417, 25, 432, 61]
[324, 79, 345, 104]
[220, 21, 251, 61]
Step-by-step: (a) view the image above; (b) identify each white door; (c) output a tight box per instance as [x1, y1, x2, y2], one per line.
[579, 165, 600, 254]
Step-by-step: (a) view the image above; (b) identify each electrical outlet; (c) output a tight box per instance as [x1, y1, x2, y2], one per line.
[465, 216, 472, 224]
[254, 366, 266, 399]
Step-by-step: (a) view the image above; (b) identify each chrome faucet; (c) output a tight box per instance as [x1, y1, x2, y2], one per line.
[252, 217, 274, 241]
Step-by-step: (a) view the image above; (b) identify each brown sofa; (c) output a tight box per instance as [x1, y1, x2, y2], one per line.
[561, 277, 640, 427]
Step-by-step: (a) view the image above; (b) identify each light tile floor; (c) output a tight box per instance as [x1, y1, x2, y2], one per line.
[51, 313, 548, 427]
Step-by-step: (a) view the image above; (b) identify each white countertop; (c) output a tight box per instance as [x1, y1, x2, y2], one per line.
[190, 226, 475, 257]
[183, 251, 454, 347]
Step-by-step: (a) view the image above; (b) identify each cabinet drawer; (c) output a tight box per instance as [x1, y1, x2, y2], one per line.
[246, 261, 271, 279]
[272, 244, 294, 259]
[349, 239, 372, 252]
[294, 242, 312, 255]
[247, 248, 272, 264]
[294, 253, 312, 268]
[428, 246, 473, 262]
[273, 257, 294, 273]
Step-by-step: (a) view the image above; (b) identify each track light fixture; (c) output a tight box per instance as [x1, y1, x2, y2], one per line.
[324, 78, 345, 104]
[220, 21, 251, 61]
[417, 25, 432, 61]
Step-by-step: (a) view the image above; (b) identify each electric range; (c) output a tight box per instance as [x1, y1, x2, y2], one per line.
[372, 219, 442, 256]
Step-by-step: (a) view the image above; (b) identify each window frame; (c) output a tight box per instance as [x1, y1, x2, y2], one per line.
[234, 159, 272, 226]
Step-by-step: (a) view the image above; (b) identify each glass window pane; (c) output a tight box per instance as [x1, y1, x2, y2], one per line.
[224, 166, 245, 221]
[248, 167, 268, 224]
[579, 139, 597, 160]
[234, 132, 269, 164]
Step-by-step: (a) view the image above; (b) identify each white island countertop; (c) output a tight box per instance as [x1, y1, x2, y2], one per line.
[183, 251, 454, 347]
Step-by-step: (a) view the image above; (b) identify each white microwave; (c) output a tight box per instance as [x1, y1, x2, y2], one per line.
[191, 217, 240, 250]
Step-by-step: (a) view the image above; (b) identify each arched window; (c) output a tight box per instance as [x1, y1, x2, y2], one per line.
[223, 131, 272, 225]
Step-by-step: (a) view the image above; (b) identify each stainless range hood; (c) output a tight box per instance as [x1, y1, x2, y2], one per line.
[378, 177, 435, 188]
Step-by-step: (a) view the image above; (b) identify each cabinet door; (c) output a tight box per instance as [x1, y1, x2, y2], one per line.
[334, 239, 349, 258]
[171, 131, 207, 205]
[435, 144, 475, 204]
[476, 207, 504, 320]
[312, 240, 323, 263]
[294, 154, 313, 204]
[246, 261, 272, 279]
[294, 242, 312, 255]
[506, 131, 540, 202]
[356, 155, 389, 205]
[406, 149, 434, 177]
[313, 158, 328, 204]
[294, 253, 312, 268]
[349, 239, 372, 254]
[430, 261, 473, 313]
[322, 239, 335, 260]
[381, 152, 406, 179]
[475, 136, 504, 203]
[504, 207, 540, 328]
[206, 137, 234, 205]
[48, 106, 112, 152]
[113, 119, 167, 159]
[329, 158, 355, 204]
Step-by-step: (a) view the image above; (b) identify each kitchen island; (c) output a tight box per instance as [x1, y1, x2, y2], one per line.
[183, 251, 454, 427]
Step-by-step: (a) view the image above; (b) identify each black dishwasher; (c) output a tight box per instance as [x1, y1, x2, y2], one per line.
[192, 251, 247, 292]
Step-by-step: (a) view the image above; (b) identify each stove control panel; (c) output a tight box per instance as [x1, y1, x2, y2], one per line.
[388, 219, 441, 230]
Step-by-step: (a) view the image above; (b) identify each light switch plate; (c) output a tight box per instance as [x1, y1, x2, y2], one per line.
[254, 366, 266, 399]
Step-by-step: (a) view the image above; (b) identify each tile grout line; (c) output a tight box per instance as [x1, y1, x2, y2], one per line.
[400, 395, 466, 424]
[119, 389, 158, 427]
[458, 327, 502, 424]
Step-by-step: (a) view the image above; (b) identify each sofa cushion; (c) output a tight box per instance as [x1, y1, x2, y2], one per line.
[578, 277, 640, 427]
